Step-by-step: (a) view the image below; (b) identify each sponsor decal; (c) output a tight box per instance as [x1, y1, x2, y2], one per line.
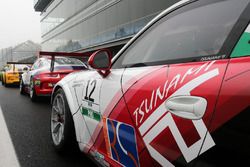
[103, 118, 140, 167]
[81, 107, 101, 122]
[200, 55, 226, 61]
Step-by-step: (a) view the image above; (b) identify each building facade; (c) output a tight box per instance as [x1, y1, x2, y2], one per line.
[0, 41, 41, 67]
[35, 0, 179, 55]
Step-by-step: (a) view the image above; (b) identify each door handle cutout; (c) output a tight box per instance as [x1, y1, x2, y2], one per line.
[165, 96, 207, 120]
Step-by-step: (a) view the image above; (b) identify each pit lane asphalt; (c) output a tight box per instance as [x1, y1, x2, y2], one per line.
[0, 84, 96, 167]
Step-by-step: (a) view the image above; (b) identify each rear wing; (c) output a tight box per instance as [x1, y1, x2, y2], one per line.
[39, 51, 90, 72]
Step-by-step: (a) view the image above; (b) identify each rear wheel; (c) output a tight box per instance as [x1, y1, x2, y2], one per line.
[51, 88, 78, 153]
[20, 79, 25, 95]
[30, 78, 37, 102]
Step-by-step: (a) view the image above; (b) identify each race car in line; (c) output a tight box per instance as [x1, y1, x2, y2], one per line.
[50, 0, 250, 166]
[20, 51, 88, 101]
[1, 62, 32, 87]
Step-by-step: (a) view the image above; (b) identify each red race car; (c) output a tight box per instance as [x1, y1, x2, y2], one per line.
[50, 0, 250, 166]
[20, 51, 88, 101]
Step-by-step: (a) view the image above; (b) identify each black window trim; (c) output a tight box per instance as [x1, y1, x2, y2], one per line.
[222, 3, 250, 59]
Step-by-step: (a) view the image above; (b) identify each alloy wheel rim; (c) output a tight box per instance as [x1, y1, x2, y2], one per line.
[51, 94, 65, 145]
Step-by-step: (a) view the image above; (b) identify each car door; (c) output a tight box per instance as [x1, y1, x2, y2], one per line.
[201, 16, 250, 166]
[109, 0, 248, 166]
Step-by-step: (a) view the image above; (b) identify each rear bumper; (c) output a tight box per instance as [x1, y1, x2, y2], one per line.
[33, 77, 63, 96]
[6, 78, 20, 85]
[35, 88, 52, 96]
[5, 73, 21, 84]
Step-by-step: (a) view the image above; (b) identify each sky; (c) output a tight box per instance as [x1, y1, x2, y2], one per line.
[0, 0, 41, 49]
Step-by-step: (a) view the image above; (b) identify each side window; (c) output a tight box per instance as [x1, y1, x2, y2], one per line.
[32, 60, 40, 70]
[112, 0, 249, 68]
[39, 60, 47, 68]
[231, 24, 250, 58]
[38, 61, 45, 68]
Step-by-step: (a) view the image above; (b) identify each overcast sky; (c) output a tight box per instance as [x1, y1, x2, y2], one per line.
[0, 0, 41, 49]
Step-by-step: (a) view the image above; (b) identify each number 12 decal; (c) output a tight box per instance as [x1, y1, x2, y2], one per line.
[84, 79, 97, 102]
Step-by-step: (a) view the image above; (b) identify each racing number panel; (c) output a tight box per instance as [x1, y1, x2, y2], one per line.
[72, 71, 104, 150]
[77, 68, 136, 167]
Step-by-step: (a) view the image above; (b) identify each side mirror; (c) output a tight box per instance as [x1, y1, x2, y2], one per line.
[88, 49, 112, 77]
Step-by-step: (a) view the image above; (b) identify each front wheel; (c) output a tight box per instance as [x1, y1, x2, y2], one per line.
[29, 78, 37, 102]
[51, 88, 78, 153]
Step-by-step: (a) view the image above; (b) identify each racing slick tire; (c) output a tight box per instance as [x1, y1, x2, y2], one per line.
[30, 78, 38, 102]
[50, 88, 78, 154]
[20, 79, 25, 95]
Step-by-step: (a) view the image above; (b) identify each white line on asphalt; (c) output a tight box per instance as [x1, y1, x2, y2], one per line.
[0, 107, 20, 167]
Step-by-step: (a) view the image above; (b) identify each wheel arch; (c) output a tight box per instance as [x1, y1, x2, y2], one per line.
[51, 84, 81, 143]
